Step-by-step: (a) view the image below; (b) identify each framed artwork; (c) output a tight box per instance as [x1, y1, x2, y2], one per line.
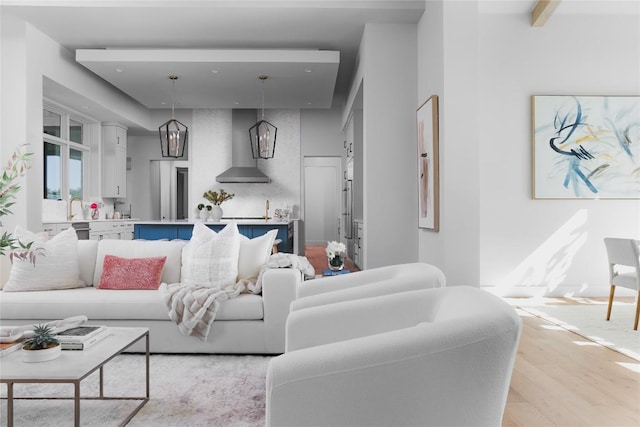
[532, 95, 640, 199]
[417, 95, 439, 230]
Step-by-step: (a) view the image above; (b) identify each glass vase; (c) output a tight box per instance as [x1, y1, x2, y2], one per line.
[328, 254, 345, 271]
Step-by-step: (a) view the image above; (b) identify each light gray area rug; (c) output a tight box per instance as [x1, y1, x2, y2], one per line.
[517, 300, 639, 361]
[0, 354, 271, 427]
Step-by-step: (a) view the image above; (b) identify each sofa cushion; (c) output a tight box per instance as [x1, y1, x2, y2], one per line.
[238, 229, 278, 281]
[98, 255, 167, 290]
[78, 240, 99, 285]
[93, 239, 185, 286]
[0, 288, 264, 321]
[181, 222, 240, 288]
[3, 227, 85, 292]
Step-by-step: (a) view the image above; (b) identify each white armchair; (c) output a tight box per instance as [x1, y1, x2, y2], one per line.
[604, 237, 640, 330]
[293, 262, 446, 312]
[266, 285, 522, 427]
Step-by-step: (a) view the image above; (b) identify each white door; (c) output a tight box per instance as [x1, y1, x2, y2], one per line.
[303, 157, 342, 244]
[150, 160, 189, 221]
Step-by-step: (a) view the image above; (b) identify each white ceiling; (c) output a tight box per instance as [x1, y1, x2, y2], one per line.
[75, 48, 341, 110]
[3, 0, 426, 120]
[4, 0, 638, 130]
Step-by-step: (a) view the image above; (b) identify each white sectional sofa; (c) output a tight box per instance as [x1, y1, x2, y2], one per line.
[0, 238, 302, 354]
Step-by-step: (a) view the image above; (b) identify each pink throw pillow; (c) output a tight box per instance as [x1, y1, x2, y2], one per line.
[98, 255, 167, 290]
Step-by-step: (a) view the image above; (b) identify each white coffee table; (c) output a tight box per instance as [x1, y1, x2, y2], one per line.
[0, 327, 149, 427]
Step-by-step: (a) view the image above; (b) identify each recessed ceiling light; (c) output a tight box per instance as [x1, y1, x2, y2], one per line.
[115, 68, 123, 73]
[304, 69, 312, 73]
[161, 101, 167, 105]
[211, 70, 219, 74]
[305, 101, 313, 105]
[233, 101, 240, 105]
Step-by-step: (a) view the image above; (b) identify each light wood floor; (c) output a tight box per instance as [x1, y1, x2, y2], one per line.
[503, 299, 639, 426]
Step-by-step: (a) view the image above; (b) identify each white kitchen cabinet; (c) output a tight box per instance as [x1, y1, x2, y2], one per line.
[41, 223, 76, 238]
[101, 123, 127, 198]
[353, 220, 364, 269]
[115, 221, 134, 240]
[344, 113, 354, 162]
[41, 223, 57, 239]
[89, 221, 134, 240]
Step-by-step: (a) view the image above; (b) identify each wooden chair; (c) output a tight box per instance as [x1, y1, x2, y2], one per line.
[604, 238, 640, 330]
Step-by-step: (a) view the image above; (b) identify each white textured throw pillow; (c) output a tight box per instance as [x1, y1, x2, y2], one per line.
[3, 226, 85, 292]
[180, 221, 241, 288]
[238, 229, 278, 281]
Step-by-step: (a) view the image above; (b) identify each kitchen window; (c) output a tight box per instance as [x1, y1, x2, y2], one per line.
[43, 104, 92, 201]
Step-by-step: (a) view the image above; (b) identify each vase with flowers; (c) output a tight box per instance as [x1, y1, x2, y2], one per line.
[203, 188, 234, 222]
[89, 202, 101, 220]
[326, 240, 347, 271]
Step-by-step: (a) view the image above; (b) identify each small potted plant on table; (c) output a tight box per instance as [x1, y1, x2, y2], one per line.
[22, 324, 61, 363]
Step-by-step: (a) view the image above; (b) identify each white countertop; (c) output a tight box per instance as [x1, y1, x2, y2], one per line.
[44, 219, 296, 225]
[135, 219, 294, 226]
[43, 218, 139, 224]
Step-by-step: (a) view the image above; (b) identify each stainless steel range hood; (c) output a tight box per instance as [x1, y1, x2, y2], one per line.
[216, 109, 270, 183]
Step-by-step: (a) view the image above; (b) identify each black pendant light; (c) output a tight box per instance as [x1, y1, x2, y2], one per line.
[159, 75, 188, 158]
[249, 75, 277, 159]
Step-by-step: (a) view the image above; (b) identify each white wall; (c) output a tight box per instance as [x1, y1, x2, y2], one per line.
[477, 8, 640, 297]
[358, 23, 419, 268]
[416, 1, 481, 286]
[0, 16, 151, 281]
[189, 109, 301, 221]
[417, 1, 640, 296]
[416, 0, 445, 269]
[301, 106, 345, 158]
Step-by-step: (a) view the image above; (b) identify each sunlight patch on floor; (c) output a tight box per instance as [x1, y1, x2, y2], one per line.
[617, 362, 640, 373]
[540, 324, 567, 331]
[573, 341, 600, 347]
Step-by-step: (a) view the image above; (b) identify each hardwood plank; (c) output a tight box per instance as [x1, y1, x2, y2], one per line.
[503, 402, 555, 427]
[504, 307, 640, 426]
[531, 0, 562, 27]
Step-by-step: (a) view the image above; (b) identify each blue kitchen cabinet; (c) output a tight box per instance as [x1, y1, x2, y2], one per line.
[134, 224, 178, 240]
[134, 222, 293, 252]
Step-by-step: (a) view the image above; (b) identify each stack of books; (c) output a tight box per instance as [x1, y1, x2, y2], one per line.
[0, 340, 24, 357]
[55, 325, 110, 350]
[322, 269, 350, 276]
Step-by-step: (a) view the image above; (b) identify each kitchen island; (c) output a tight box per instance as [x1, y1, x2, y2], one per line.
[134, 220, 294, 253]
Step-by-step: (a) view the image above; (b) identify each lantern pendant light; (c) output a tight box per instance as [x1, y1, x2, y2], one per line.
[159, 75, 188, 158]
[249, 75, 277, 159]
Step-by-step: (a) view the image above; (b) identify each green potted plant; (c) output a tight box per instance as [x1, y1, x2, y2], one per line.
[197, 203, 207, 221]
[22, 324, 61, 363]
[0, 145, 38, 263]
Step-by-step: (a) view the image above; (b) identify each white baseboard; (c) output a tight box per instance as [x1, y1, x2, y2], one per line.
[481, 285, 636, 298]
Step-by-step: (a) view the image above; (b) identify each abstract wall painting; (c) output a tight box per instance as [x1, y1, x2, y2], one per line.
[417, 95, 439, 230]
[532, 95, 640, 199]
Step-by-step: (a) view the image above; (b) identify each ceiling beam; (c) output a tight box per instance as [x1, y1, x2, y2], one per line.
[531, 0, 561, 27]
